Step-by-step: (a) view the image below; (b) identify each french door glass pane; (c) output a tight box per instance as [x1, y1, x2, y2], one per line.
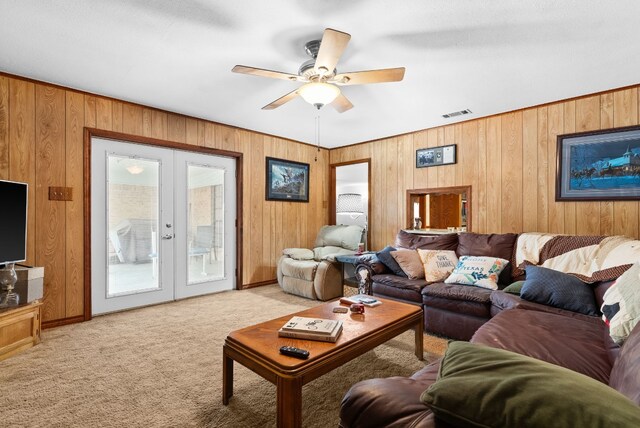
[187, 164, 225, 285]
[106, 155, 160, 297]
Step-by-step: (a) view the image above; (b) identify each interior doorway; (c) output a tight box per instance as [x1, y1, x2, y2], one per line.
[330, 160, 371, 249]
[90, 137, 237, 315]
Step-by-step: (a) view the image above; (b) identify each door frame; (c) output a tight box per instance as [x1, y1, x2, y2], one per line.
[83, 128, 243, 321]
[329, 159, 371, 248]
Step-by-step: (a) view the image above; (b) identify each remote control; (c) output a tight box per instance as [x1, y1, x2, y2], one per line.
[279, 346, 310, 360]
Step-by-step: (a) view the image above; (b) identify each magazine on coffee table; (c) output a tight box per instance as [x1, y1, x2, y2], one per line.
[339, 294, 382, 307]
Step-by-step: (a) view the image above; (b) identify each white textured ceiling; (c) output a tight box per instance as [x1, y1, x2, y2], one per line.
[1, 1, 639, 148]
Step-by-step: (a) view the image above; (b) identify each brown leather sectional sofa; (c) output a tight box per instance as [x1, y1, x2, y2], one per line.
[341, 232, 640, 427]
[340, 282, 640, 427]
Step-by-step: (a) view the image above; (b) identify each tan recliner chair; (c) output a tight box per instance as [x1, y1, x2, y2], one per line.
[277, 225, 364, 301]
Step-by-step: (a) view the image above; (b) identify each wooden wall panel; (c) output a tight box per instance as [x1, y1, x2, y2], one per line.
[9, 80, 36, 265]
[65, 92, 84, 317]
[331, 83, 640, 251]
[35, 84, 66, 322]
[0, 77, 9, 179]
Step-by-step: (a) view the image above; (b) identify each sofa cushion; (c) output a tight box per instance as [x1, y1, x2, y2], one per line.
[602, 261, 640, 345]
[395, 230, 458, 251]
[609, 321, 640, 405]
[373, 274, 428, 293]
[503, 280, 524, 295]
[472, 308, 612, 383]
[418, 249, 458, 282]
[391, 250, 425, 280]
[421, 341, 640, 428]
[375, 246, 407, 277]
[444, 256, 509, 290]
[279, 257, 317, 281]
[422, 282, 493, 304]
[456, 232, 517, 284]
[521, 265, 599, 316]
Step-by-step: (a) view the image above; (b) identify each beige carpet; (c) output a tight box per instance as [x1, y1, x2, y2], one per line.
[0, 285, 446, 427]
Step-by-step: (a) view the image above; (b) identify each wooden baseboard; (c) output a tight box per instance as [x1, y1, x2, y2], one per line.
[241, 279, 277, 289]
[42, 315, 86, 330]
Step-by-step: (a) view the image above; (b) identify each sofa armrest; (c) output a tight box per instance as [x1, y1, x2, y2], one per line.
[282, 248, 314, 260]
[356, 253, 390, 275]
[340, 362, 441, 428]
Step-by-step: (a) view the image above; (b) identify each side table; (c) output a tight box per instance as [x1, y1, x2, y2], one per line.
[335, 253, 375, 295]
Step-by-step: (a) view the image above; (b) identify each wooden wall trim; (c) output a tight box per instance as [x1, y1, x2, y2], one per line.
[243, 279, 278, 289]
[82, 127, 244, 321]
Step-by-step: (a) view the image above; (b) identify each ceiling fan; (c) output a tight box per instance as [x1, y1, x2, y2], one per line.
[232, 28, 405, 113]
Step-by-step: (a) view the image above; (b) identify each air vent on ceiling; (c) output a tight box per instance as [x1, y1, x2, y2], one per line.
[442, 109, 472, 119]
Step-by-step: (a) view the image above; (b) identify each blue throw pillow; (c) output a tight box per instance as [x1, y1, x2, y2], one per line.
[521, 265, 599, 316]
[376, 246, 407, 278]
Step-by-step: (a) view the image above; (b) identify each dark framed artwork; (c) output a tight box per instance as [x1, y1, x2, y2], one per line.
[557, 125, 640, 201]
[416, 144, 457, 168]
[265, 157, 310, 202]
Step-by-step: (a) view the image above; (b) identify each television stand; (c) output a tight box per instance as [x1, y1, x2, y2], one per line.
[0, 301, 42, 361]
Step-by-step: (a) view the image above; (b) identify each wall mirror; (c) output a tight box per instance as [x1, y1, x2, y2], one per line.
[405, 186, 471, 233]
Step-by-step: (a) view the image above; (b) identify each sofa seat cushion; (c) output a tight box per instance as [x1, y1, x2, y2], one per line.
[472, 308, 612, 383]
[373, 274, 428, 292]
[421, 341, 640, 428]
[372, 275, 427, 304]
[421, 282, 493, 304]
[609, 321, 640, 404]
[279, 257, 318, 281]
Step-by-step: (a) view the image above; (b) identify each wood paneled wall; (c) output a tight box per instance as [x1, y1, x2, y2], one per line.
[0, 74, 329, 326]
[330, 85, 640, 250]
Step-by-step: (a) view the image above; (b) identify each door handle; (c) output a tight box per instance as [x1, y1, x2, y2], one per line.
[162, 234, 173, 240]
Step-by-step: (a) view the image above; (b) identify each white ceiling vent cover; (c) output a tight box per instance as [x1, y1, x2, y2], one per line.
[442, 109, 472, 119]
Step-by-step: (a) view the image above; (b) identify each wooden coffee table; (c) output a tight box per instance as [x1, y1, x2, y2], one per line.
[222, 297, 423, 428]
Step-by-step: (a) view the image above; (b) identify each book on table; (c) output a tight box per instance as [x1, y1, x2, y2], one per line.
[278, 316, 343, 342]
[339, 294, 382, 307]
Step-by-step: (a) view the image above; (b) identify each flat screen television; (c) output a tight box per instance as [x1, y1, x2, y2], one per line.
[0, 180, 28, 266]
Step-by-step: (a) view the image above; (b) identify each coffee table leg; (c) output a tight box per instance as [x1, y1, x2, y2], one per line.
[415, 319, 424, 361]
[222, 347, 233, 405]
[277, 376, 302, 428]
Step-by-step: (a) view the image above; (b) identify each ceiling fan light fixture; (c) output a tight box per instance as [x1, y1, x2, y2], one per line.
[298, 82, 340, 109]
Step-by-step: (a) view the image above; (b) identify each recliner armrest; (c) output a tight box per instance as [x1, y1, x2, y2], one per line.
[282, 248, 314, 260]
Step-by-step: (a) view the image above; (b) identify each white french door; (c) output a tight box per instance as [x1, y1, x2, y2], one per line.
[91, 138, 236, 315]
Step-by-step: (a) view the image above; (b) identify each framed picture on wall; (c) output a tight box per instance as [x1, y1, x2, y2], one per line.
[265, 157, 310, 202]
[556, 125, 640, 201]
[416, 144, 457, 168]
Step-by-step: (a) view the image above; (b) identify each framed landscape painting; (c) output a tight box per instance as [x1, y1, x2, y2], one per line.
[265, 157, 310, 202]
[416, 144, 457, 168]
[557, 125, 640, 201]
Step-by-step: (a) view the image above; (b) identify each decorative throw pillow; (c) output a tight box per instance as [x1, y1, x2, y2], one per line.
[421, 341, 640, 428]
[521, 265, 598, 316]
[602, 262, 640, 345]
[417, 249, 458, 282]
[375, 246, 407, 277]
[444, 256, 508, 290]
[390, 250, 424, 280]
[503, 280, 525, 295]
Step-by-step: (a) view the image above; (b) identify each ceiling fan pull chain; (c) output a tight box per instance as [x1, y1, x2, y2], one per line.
[315, 115, 320, 162]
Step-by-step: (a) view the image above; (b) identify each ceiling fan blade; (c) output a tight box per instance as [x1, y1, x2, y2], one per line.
[331, 93, 354, 113]
[262, 89, 300, 110]
[314, 28, 351, 76]
[332, 67, 405, 85]
[232, 65, 304, 82]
